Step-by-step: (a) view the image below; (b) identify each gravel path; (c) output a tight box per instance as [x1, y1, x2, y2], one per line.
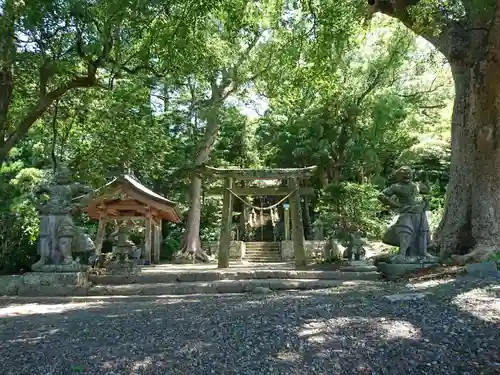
[0, 276, 499, 375]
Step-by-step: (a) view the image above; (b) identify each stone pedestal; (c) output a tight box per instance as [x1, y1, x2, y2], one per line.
[0, 272, 90, 296]
[31, 263, 88, 273]
[98, 262, 142, 275]
[377, 261, 440, 281]
[205, 240, 246, 260]
[281, 240, 329, 260]
[465, 261, 498, 277]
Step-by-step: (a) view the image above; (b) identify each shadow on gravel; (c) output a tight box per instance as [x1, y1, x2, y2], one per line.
[0, 278, 498, 375]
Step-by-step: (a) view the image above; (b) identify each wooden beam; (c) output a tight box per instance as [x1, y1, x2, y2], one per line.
[202, 165, 317, 180]
[103, 216, 146, 222]
[103, 202, 147, 212]
[206, 186, 315, 196]
[218, 177, 233, 268]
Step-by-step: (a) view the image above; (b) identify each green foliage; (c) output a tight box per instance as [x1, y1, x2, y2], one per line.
[0, 2, 455, 270]
[397, 138, 450, 181]
[160, 224, 183, 261]
[317, 183, 384, 240]
[0, 166, 45, 273]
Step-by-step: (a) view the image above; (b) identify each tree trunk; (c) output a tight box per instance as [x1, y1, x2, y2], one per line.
[0, 0, 15, 163]
[178, 85, 222, 262]
[177, 174, 209, 261]
[435, 52, 500, 263]
[366, 0, 500, 263]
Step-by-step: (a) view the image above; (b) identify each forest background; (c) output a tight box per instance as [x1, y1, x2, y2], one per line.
[0, 0, 455, 272]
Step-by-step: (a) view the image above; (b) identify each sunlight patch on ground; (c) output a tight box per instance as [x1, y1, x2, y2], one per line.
[298, 317, 421, 344]
[452, 289, 500, 323]
[6, 328, 63, 345]
[275, 351, 301, 362]
[0, 301, 105, 317]
[132, 357, 153, 372]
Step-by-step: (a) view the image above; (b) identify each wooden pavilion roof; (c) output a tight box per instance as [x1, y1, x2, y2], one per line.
[83, 174, 182, 223]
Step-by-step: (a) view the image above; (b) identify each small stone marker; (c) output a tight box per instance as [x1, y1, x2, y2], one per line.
[383, 293, 427, 302]
[465, 261, 498, 277]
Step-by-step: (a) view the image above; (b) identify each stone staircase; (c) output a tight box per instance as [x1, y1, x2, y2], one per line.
[244, 242, 282, 263]
[85, 266, 379, 296]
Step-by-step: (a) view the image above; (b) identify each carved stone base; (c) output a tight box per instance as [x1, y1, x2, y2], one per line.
[0, 272, 90, 296]
[97, 263, 142, 275]
[98, 255, 142, 275]
[31, 262, 89, 273]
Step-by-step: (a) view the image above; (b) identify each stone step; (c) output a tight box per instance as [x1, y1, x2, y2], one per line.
[246, 245, 280, 249]
[87, 279, 366, 296]
[245, 242, 280, 248]
[245, 244, 280, 248]
[89, 268, 378, 285]
[244, 254, 281, 258]
[0, 266, 379, 297]
[244, 251, 281, 256]
[245, 249, 280, 253]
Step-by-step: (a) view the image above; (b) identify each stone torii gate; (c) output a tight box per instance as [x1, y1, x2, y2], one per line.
[202, 166, 317, 269]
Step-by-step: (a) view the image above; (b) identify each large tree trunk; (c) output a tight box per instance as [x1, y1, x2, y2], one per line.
[177, 85, 222, 262]
[177, 174, 209, 261]
[0, 0, 16, 163]
[367, 0, 500, 263]
[435, 53, 500, 263]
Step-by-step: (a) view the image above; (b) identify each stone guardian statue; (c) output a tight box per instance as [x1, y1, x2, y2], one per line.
[377, 166, 437, 264]
[32, 164, 95, 272]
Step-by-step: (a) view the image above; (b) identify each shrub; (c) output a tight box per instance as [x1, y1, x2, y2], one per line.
[316, 182, 384, 241]
[0, 167, 44, 274]
[0, 212, 38, 274]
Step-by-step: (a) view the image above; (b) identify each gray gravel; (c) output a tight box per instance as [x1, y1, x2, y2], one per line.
[0, 276, 499, 375]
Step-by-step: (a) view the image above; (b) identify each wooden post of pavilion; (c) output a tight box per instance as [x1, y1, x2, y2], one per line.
[218, 177, 234, 268]
[154, 219, 162, 263]
[144, 211, 152, 264]
[94, 211, 106, 256]
[289, 177, 307, 268]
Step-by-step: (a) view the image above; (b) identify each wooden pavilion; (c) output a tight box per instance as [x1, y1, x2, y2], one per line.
[84, 174, 182, 264]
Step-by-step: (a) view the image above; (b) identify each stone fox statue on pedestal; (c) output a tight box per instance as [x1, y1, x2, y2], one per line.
[32, 164, 95, 270]
[378, 167, 437, 262]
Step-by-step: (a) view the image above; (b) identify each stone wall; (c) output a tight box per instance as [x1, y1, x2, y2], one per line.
[0, 272, 89, 296]
[202, 241, 245, 260]
[280, 240, 327, 260]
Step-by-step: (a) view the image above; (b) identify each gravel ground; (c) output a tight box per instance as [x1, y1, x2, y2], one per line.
[0, 276, 499, 375]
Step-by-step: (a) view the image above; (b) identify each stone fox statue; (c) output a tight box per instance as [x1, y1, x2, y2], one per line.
[378, 167, 435, 261]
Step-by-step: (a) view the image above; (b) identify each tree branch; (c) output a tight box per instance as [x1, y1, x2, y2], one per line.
[367, 0, 452, 57]
[3, 19, 114, 157]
